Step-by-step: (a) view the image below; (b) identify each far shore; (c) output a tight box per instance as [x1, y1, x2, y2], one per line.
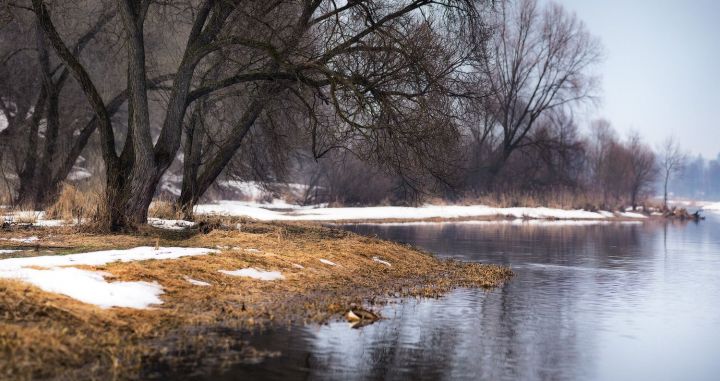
[190, 200, 713, 224]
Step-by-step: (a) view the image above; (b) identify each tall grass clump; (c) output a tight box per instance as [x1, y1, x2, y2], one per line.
[45, 183, 103, 225]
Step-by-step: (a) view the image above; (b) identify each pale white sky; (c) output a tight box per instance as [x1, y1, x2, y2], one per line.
[559, 0, 720, 159]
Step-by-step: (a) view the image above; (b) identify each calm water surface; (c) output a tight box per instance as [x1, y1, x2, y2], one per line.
[205, 215, 720, 381]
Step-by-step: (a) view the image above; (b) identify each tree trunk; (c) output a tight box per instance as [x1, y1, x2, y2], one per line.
[177, 105, 205, 219]
[15, 87, 47, 207]
[663, 170, 670, 208]
[32, 82, 61, 207]
[177, 95, 268, 216]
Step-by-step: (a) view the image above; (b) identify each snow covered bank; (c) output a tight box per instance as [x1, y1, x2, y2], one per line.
[703, 202, 720, 212]
[195, 201, 647, 222]
[0, 246, 218, 309]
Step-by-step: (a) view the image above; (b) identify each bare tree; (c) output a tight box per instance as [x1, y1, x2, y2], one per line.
[173, 1, 482, 216]
[586, 118, 617, 206]
[477, 0, 601, 185]
[625, 133, 657, 210]
[27, 0, 483, 229]
[658, 136, 686, 208]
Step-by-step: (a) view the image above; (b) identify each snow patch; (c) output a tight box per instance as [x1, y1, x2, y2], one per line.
[67, 167, 92, 181]
[195, 202, 640, 222]
[619, 211, 647, 219]
[319, 258, 337, 266]
[372, 257, 392, 267]
[0, 249, 19, 254]
[703, 202, 720, 212]
[219, 268, 284, 281]
[147, 218, 196, 230]
[0, 267, 163, 309]
[0, 246, 218, 270]
[0, 246, 218, 309]
[6, 236, 40, 243]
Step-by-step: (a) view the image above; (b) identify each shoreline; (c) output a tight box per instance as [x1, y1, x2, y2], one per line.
[0, 221, 511, 380]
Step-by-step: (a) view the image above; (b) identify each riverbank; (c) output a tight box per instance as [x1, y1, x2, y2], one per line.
[0, 221, 511, 380]
[194, 200, 660, 223]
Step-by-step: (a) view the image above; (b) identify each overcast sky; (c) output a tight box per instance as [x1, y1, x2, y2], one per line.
[558, 0, 720, 159]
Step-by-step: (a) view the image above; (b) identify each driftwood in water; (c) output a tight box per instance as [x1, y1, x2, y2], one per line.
[663, 207, 704, 221]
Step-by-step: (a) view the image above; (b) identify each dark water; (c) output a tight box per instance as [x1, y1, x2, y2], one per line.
[204, 216, 720, 381]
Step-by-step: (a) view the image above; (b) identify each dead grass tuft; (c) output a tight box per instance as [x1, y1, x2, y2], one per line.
[148, 199, 184, 220]
[45, 183, 103, 224]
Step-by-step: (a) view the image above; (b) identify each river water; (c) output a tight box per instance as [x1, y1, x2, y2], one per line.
[204, 215, 720, 381]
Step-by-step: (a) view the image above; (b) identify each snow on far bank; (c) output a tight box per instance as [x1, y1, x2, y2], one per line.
[618, 211, 647, 219]
[0, 246, 218, 309]
[703, 202, 720, 212]
[194, 201, 645, 222]
[219, 268, 285, 281]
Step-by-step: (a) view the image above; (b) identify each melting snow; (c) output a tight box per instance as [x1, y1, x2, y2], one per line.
[2, 267, 163, 309]
[319, 258, 337, 266]
[0, 246, 218, 309]
[219, 268, 285, 281]
[619, 211, 647, 219]
[147, 218, 196, 230]
[7, 236, 40, 243]
[0, 246, 218, 270]
[195, 201, 646, 222]
[372, 257, 392, 267]
[703, 202, 720, 212]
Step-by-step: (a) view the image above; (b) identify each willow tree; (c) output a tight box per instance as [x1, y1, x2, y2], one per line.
[31, 0, 482, 228]
[176, 0, 483, 216]
[1, 4, 173, 209]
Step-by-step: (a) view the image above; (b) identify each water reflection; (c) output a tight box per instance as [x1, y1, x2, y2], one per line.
[204, 217, 720, 381]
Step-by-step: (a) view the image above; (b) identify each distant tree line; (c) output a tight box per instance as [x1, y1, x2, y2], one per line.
[0, 0, 709, 229]
[666, 153, 720, 201]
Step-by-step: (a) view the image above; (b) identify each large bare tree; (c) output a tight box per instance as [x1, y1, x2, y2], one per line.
[658, 136, 686, 208]
[625, 133, 657, 210]
[28, 0, 481, 229]
[476, 0, 601, 185]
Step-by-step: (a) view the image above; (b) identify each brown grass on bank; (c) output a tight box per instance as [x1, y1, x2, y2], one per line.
[463, 190, 661, 212]
[0, 221, 512, 380]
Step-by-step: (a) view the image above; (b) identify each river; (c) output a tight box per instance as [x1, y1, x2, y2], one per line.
[200, 215, 720, 381]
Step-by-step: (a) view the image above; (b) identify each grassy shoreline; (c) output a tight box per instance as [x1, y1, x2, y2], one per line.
[0, 221, 511, 380]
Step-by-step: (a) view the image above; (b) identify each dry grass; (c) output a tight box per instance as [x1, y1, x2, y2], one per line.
[45, 183, 103, 223]
[148, 199, 184, 220]
[0, 221, 511, 380]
